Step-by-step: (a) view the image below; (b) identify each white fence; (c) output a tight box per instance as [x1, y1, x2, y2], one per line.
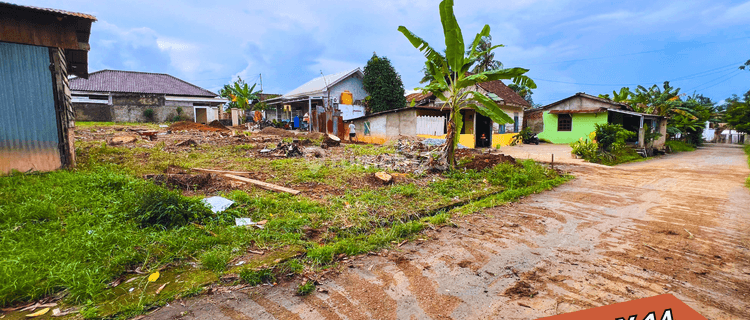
[416, 115, 446, 136]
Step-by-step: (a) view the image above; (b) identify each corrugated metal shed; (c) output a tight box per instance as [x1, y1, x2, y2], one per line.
[0, 42, 62, 173]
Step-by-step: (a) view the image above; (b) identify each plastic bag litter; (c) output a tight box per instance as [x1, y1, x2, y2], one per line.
[202, 196, 234, 213]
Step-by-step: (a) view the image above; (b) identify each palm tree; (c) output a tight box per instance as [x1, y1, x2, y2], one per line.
[470, 36, 503, 73]
[398, 0, 535, 168]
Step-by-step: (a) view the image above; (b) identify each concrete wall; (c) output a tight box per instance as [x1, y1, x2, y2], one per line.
[524, 110, 544, 133]
[352, 109, 417, 144]
[74, 103, 112, 121]
[537, 111, 608, 144]
[330, 74, 367, 104]
[73, 93, 199, 122]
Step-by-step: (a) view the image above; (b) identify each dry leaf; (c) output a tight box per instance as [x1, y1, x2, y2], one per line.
[26, 307, 49, 317]
[256, 220, 267, 225]
[155, 282, 169, 295]
[148, 271, 160, 282]
[124, 277, 137, 284]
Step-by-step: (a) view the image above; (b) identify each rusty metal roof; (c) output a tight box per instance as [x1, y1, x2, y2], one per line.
[0, 2, 97, 20]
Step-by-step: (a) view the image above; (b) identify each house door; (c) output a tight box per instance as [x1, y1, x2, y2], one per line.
[194, 107, 208, 124]
[475, 113, 492, 148]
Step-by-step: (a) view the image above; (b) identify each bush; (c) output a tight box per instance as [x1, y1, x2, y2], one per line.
[595, 123, 635, 152]
[665, 140, 695, 153]
[131, 187, 213, 229]
[570, 137, 599, 162]
[143, 108, 155, 121]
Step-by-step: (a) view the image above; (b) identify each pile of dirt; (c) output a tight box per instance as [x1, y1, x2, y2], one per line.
[456, 149, 517, 171]
[504, 280, 538, 298]
[207, 120, 230, 131]
[258, 127, 296, 137]
[145, 173, 238, 195]
[169, 121, 225, 132]
[304, 132, 327, 140]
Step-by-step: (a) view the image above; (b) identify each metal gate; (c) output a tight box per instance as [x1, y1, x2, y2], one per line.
[0, 42, 61, 173]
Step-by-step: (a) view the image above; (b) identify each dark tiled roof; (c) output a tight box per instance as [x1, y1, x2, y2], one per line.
[406, 92, 435, 105]
[0, 2, 97, 20]
[70, 70, 217, 97]
[476, 80, 531, 108]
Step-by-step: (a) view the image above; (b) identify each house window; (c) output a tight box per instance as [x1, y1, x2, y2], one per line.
[513, 113, 519, 133]
[557, 114, 572, 131]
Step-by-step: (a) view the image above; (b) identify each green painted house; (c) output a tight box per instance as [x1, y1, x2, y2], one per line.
[525, 93, 667, 149]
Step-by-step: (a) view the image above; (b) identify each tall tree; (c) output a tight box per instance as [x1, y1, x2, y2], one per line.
[725, 90, 750, 134]
[398, 0, 535, 168]
[363, 53, 407, 113]
[508, 83, 534, 106]
[469, 35, 503, 73]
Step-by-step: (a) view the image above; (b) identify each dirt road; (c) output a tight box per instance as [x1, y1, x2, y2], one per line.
[148, 144, 750, 320]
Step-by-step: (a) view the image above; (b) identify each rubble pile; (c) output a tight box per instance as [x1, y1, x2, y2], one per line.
[260, 141, 303, 158]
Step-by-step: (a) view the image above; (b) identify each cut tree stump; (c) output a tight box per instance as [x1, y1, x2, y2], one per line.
[223, 174, 301, 195]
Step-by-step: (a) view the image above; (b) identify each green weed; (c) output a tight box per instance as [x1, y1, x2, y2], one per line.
[296, 281, 315, 295]
[239, 268, 275, 286]
[666, 140, 696, 153]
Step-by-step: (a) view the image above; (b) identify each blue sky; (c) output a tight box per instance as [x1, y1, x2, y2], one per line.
[16, 0, 750, 105]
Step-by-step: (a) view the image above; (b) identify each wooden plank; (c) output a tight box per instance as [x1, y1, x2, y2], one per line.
[192, 168, 252, 176]
[223, 174, 301, 195]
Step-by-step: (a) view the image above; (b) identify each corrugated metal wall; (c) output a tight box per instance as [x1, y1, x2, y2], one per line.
[0, 42, 62, 173]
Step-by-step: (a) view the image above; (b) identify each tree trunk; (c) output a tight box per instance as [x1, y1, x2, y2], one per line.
[443, 114, 457, 168]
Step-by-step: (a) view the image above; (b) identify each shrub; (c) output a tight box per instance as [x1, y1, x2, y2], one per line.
[665, 140, 695, 153]
[570, 138, 599, 162]
[594, 123, 635, 152]
[176, 106, 183, 115]
[131, 187, 212, 229]
[143, 108, 155, 121]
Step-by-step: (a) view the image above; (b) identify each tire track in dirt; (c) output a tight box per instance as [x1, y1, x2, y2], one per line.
[143, 144, 750, 319]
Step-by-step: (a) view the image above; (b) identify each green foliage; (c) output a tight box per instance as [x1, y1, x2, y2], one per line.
[744, 144, 750, 188]
[199, 249, 230, 273]
[643, 124, 663, 147]
[219, 76, 260, 110]
[143, 108, 155, 121]
[363, 54, 407, 113]
[296, 280, 315, 295]
[571, 125, 641, 165]
[469, 35, 502, 73]
[176, 106, 183, 115]
[595, 123, 636, 152]
[131, 187, 213, 229]
[510, 127, 535, 145]
[508, 83, 533, 106]
[239, 268, 275, 286]
[398, 0, 535, 167]
[725, 90, 750, 134]
[570, 137, 599, 162]
[665, 140, 696, 153]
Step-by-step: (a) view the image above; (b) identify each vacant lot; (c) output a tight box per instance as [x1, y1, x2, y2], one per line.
[144, 144, 750, 319]
[0, 122, 567, 319]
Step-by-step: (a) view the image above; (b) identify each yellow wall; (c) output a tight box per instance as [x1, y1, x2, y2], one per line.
[355, 134, 389, 145]
[417, 134, 476, 148]
[492, 133, 517, 148]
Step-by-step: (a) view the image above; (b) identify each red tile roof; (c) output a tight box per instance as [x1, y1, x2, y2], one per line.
[476, 80, 531, 108]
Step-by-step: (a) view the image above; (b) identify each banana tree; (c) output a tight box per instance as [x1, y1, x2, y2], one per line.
[219, 77, 261, 110]
[398, 0, 536, 168]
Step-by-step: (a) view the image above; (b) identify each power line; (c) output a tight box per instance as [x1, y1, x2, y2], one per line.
[688, 70, 743, 92]
[532, 60, 746, 87]
[697, 72, 744, 92]
[523, 36, 750, 67]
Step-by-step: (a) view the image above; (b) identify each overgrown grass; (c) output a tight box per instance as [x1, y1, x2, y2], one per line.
[1, 140, 570, 317]
[666, 140, 696, 153]
[77, 121, 162, 129]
